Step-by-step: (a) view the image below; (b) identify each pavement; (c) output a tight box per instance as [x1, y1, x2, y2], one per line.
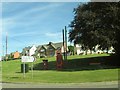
[1, 81, 119, 88]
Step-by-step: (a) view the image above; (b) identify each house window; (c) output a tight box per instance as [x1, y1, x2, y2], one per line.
[40, 49, 45, 52]
[48, 47, 55, 56]
[49, 51, 55, 56]
[50, 48, 53, 50]
[49, 47, 54, 51]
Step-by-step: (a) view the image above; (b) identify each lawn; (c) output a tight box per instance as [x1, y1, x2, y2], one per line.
[1, 54, 119, 83]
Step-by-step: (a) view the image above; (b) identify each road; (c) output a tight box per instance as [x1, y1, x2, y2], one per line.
[1, 81, 118, 88]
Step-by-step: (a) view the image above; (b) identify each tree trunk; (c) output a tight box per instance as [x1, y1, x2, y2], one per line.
[90, 50, 92, 54]
[107, 47, 109, 54]
[85, 49, 88, 55]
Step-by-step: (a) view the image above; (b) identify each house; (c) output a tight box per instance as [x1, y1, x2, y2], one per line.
[13, 51, 20, 59]
[36, 42, 68, 57]
[22, 45, 37, 56]
[74, 44, 102, 55]
[74, 44, 115, 55]
[75, 44, 85, 55]
[35, 45, 42, 58]
[22, 46, 31, 56]
[21, 42, 68, 58]
[29, 45, 37, 56]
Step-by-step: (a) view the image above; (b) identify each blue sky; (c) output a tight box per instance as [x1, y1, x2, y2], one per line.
[1, 2, 88, 55]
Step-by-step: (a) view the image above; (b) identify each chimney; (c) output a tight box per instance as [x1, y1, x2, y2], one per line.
[49, 42, 52, 45]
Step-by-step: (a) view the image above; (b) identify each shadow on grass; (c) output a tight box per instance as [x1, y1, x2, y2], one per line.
[33, 56, 119, 71]
[16, 72, 22, 73]
[10, 77, 20, 79]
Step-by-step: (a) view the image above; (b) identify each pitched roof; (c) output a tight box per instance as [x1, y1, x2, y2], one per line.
[24, 46, 31, 50]
[42, 45, 48, 49]
[53, 42, 63, 49]
[22, 46, 31, 54]
[44, 42, 63, 49]
[22, 42, 63, 55]
[46, 42, 56, 49]
[37, 42, 63, 50]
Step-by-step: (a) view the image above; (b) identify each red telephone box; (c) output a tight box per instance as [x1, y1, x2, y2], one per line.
[56, 50, 63, 70]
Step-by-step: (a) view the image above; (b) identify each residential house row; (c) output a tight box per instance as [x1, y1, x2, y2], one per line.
[1, 51, 21, 61]
[22, 42, 68, 58]
[1, 42, 115, 61]
[75, 44, 115, 55]
[22, 42, 115, 58]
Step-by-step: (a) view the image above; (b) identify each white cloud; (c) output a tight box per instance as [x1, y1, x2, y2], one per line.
[1, 2, 75, 55]
[3, 3, 63, 19]
[9, 31, 43, 38]
[2, 17, 16, 38]
[45, 32, 62, 37]
[10, 32, 36, 37]
[2, 3, 64, 38]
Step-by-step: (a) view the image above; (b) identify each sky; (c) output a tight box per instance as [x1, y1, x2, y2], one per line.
[1, 2, 89, 56]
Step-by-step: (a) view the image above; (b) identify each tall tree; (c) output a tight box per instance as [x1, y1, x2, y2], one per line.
[69, 2, 120, 55]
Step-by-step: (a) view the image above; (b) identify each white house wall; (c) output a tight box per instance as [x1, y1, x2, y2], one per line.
[61, 46, 69, 53]
[29, 45, 37, 56]
[75, 44, 84, 55]
[75, 44, 104, 55]
[75, 44, 116, 55]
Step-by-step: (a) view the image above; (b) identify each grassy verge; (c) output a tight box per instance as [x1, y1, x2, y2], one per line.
[1, 54, 119, 83]
[2, 69, 118, 83]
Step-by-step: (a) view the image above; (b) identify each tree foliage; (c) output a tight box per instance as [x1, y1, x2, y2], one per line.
[68, 45, 74, 52]
[69, 2, 120, 55]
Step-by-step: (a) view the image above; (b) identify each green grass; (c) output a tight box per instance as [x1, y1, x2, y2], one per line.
[1, 54, 119, 83]
[2, 69, 118, 83]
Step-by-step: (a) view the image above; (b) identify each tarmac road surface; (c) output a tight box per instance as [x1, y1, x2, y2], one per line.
[1, 81, 118, 88]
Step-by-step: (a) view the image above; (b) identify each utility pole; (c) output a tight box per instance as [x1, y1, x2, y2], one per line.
[62, 26, 68, 60]
[6, 32, 8, 61]
[62, 29, 65, 60]
[65, 26, 67, 60]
